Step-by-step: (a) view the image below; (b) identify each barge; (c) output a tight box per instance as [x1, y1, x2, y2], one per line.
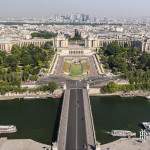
[108, 130, 136, 137]
[0, 125, 17, 134]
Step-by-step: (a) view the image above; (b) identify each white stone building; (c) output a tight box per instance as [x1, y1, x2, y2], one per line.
[0, 38, 54, 52]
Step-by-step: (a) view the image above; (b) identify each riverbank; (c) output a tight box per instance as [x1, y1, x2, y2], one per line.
[0, 89, 63, 100]
[0, 138, 50, 150]
[89, 88, 150, 99]
[0, 88, 150, 101]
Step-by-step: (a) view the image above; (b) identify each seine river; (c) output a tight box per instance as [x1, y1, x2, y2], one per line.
[0, 96, 150, 144]
[0, 98, 60, 144]
[91, 96, 150, 144]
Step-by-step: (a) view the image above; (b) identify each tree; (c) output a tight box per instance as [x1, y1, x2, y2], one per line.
[104, 42, 120, 56]
[0, 51, 6, 65]
[101, 82, 118, 93]
[43, 41, 53, 49]
[21, 53, 34, 66]
[48, 81, 58, 93]
[5, 55, 18, 69]
[11, 45, 21, 60]
[139, 53, 150, 70]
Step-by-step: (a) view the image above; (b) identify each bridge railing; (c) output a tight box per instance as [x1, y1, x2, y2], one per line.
[83, 89, 96, 148]
[86, 89, 97, 143]
[57, 89, 70, 150]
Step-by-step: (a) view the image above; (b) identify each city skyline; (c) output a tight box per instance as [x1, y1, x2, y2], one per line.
[0, 0, 150, 18]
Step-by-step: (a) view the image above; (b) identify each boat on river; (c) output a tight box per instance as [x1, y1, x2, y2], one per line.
[24, 96, 40, 99]
[146, 96, 150, 99]
[0, 125, 17, 134]
[141, 122, 150, 131]
[120, 93, 134, 97]
[108, 130, 136, 137]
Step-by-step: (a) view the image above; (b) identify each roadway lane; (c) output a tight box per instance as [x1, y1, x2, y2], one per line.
[65, 88, 87, 150]
[88, 56, 98, 76]
[54, 56, 64, 75]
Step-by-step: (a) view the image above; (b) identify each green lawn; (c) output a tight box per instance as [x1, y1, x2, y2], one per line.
[70, 64, 83, 76]
[63, 59, 90, 77]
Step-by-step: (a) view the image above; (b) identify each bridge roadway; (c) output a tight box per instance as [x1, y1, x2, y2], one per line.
[57, 80, 97, 150]
[66, 89, 87, 150]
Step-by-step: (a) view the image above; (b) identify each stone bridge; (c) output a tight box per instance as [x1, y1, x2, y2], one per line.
[53, 80, 101, 150]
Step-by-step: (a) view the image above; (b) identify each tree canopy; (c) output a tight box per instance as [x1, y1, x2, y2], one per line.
[99, 42, 150, 92]
[31, 31, 57, 39]
[0, 43, 55, 93]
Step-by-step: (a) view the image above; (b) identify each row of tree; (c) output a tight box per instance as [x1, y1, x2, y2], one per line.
[31, 31, 57, 39]
[101, 81, 150, 93]
[0, 81, 58, 95]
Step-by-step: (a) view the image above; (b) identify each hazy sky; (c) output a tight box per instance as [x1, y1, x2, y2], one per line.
[0, 0, 150, 18]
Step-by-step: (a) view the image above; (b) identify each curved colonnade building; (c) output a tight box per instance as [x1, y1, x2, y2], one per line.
[0, 34, 145, 53]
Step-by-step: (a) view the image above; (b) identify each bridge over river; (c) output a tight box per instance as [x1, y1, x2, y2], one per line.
[53, 80, 101, 150]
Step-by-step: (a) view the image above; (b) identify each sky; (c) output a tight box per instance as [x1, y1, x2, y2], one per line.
[0, 0, 150, 18]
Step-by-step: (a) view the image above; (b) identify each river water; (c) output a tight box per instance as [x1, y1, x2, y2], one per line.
[90, 96, 150, 144]
[0, 98, 60, 144]
[0, 96, 150, 145]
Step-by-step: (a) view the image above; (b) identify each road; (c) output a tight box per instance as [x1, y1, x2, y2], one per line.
[65, 88, 87, 150]
[54, 56, 64, 75]
[37, 74, 118, 89]
[88, 56, 99, 76]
